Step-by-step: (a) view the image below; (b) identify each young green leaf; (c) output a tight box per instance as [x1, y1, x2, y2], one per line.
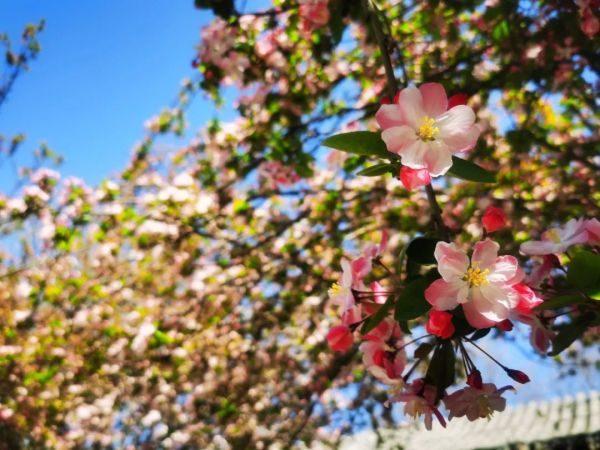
[356, 163, 395, 177]
[361, 295, 395, 335]
[549, 313, 597, 356]
[447, 157, 496, 183]
[406, 237, 440, 265]
[395, 274, 437, 321]
[567, 250, 600, 290]
[322, 131, 391, 159]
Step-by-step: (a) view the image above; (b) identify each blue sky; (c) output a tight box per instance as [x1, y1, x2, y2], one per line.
[1, 0, 214, 186]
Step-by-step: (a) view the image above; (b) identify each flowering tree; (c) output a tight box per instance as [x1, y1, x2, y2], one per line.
[0, 0, 599, 448]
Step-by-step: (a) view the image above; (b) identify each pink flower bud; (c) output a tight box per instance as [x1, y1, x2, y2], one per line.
[482, 206, 507, 233]
[466, 369, 483, 389]
[425, 310, 455, 339]
[505, 368, 530, 384]
[447, 93, 469, 108]
[399, 166, 431, 191]
[326, 325, 353, 352]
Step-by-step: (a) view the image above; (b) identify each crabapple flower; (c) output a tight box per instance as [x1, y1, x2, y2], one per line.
[399, 166, 431, 191]
[520, 218, 588, 256]
[326, 325, 353, 352]
[425, 239, 523, 329]
[444, 383, 513, 421]
[482, 206, 507, 233]
[526, 254, 559, 288]
[299, 0, 330, 33]
[586, 218, 600, 245]
[376, 83, 480, 176]
[513, 283, 543, 315]
[425, 310, 455, 339]
[392, 379, 445, 430]
[359, 318, 406, 384]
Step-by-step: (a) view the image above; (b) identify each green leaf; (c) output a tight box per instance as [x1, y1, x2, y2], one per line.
[395, 274, 436, 321]
[426, 341, 455, 396]
[322, 131, 390, 159]
[447, 157, 496, 183]
[414, 342, 435, 359]
[356, 163, 395, 177]
[406, 237, 440, 265]
[535, 294, 586, 311]
[549, 313, 596, 356]
[361, 295, 395, 335]
[470, 328, 491, 341]
[567, 250, 600, 290]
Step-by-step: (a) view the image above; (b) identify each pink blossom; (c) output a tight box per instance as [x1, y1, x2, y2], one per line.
[482, 206, 507, 233]
[425, 239, 523, 328]
[399, 166, 431, 191]
[526, 254, 559, 288]
[520, 218, 588, 256]
[327, 325, 353, 352]
[376, 83, 480, 176]
[444, 383, 513, 421]
[299, 0, 330, 33]
[516, 313, 555, 355]
[392, 379, 445, 430]
[359, 318, 406, 384]
[425, 310, 455, 339]
[585, 218, 600, 245]
[260, 161, 300, 188]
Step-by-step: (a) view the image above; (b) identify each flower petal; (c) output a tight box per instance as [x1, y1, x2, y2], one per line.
[425, 278, 463, 311]
[423, 141, 454, 176]
[437, 105, 476, 134]
[419, 82, 448, 118]
[519, 240, 559, 256]
[376, 104, 405, 130]
[398, 86, 425, 128]
[441, 124, 481, 153]
[462, 298, 496, 329]
[471, 239, 499, 270]
[399, 139, 429, 170]
[434, 241, 470, 281]
[381, 125, 417, 154]
[488, 255, 519, 284]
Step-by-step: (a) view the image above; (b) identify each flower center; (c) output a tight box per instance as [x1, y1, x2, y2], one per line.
[328, 282, 342, 297]
[463, 266, 490, 287]
[416, 117, 439, 141]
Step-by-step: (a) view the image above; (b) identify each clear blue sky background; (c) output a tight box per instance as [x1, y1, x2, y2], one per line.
[1, 0, 597, 411]
[1, 0, 214, 186]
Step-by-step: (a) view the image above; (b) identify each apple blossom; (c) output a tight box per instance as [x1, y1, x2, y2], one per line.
[444, 383, 513, 421]
[585, 218, 600, 245]
[520, 218, 589, 256]
[327, 325, 354, 352]
[425, 239, 523, 328]
[392, 379, 445, 430]
[360, 318, 406, 384]
[376, 83, 481, 176]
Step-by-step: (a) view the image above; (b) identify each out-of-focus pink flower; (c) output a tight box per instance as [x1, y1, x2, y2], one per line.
[260, 161, 301, 188]
[526, 254, 559, 288]
[393, 379, 446, 430]
[399, 166, 431, 191]
[515, 313, 555, 355]
[578, 0, 600, 37]
[425, 239, 523, 328]
[363, 230, 389, 260]
[444, 383, 513, 421]
[327, 325, 353, 352]
[425, 310, 455, 339]
[520, 218, 588, 256]
[376, 83, 480, 176]
[482, 206, 507, 233]
[359, 318, 405, 384]
[299, 0, 330, 33]
[585, 218, 600, 245]
[466, 369, 483, 389]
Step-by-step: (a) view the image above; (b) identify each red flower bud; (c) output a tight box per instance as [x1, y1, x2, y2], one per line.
[399, 166, 431, 191]
[467, 369, 483, 389]
[496, 319, 514, 332]
[482, 206, 507, 233]
[425, 310, 455, 339]
[505, 368, 530, 384]
[447, 93, 469, 108]
[326, 325, 353, 352]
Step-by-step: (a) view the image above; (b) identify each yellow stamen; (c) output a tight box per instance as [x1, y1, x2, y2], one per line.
[416, 116, 439, 141]
[328, 282, 342, 298]
[463, 265, 490, 287]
